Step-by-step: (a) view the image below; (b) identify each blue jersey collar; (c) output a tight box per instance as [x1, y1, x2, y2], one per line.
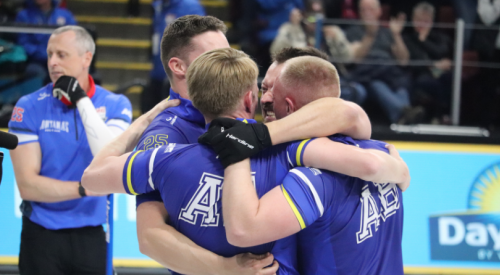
[168, 89, 205, 126]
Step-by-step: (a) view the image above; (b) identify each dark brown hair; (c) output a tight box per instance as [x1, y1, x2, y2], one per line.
[272, 47, 329, 64]
[160, 15, 227, 79]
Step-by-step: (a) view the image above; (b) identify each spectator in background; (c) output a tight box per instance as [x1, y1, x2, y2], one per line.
[270, 8, 307, 55]
[254, 0, 304, 76]
[404, 2, 452, 124]
[345, 0, 423, 124]
[0, 0, 22, 25]
[15, 0, 76, 81]
[323, 0, 358, 20]
[142, 0, 205, 113]
[472, 0, 500, 128]
[453, 0, 477, 50]
[270, 2, 367, 106]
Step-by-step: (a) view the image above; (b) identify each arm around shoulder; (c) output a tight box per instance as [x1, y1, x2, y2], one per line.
[266, 97, 371, 144]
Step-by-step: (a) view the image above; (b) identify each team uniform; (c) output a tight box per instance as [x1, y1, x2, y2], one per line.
[9, 76, 132, 274]
[135, 89, 205, 205]
[283, 135, 404, 275]
[124, 129, 307, 275]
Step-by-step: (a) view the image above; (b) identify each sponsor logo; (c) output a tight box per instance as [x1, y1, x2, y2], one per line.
[309, 168, 322, 175]
[121, 108, 132, 119]
[164, 143, 176, 153]
[37, 92, 50, 101]
[429, 162, 500, 262]
[226, 133, 254, 150]
[40, 120, 69, 133]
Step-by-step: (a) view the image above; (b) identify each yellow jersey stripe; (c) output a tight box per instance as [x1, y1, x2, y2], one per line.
[242, 119, 248, 124]
[296, 139, 310, 166]
[282, 185, 306, 229]
[166, 96, 171, 101]
[127, 151, 143, 195]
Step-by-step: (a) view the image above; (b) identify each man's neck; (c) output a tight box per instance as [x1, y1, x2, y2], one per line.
[205, 111, 252, 125]
[78, 74, 90, 93]
[171, 80, 189, 99]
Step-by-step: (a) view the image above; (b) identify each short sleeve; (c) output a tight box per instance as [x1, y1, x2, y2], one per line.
[280, 167, 334, 229]
[123, 143, 189, 195]
[285, 138, 316, 167]
[136, 191, 163, 208]
[8, 95, 39, 145]
[122, 148, 157, 195]
[106, 95, 132, 131]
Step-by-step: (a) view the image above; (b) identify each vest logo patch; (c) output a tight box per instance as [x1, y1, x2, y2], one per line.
[40, 120, 69, 133]
[96, 106, 107, 121]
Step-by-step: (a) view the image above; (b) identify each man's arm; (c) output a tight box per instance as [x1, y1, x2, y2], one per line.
[390, 14, 410, 65]
[137, 201, 279, 275]
[223, 160, 302, 247]
[301, 139, 410, 191]
[82, 99, 180, 193]
[267, 97, 371, 144]
[11, 142, 101, 202]
[53, 76, 131, 156]
[349, 24, 377, 61]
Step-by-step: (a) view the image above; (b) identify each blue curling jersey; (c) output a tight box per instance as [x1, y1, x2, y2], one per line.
[283, 135, 404, 275]
[123, 141, 308, 275]
[9, 76, 132, 230]
[135, 89, 205, 205]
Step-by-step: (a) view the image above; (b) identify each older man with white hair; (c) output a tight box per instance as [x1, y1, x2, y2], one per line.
[8, 25, 132, 275]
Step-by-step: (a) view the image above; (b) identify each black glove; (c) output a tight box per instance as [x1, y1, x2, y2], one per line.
[52, 75, 87, 107]
[199, 118, 272, 168]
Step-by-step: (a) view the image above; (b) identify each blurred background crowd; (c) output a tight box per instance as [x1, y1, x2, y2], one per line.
[1, 0, 499, 132]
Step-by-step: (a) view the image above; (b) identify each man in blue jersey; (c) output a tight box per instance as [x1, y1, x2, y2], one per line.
[141, 0, 205, 113]
[9, 25, 132, 275]
[82, 48, 409, 274]
[213, 56, 405, 274]
[134, 15, 374, 274]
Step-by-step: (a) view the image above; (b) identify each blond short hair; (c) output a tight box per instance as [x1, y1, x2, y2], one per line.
[279, 56, 340, 106]
[187, 48, 258, 119]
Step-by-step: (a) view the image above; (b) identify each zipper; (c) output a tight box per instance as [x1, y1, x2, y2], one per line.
[73, 109, 78, 140]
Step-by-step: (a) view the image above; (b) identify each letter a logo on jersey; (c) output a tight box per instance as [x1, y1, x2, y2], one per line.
[357, 184, 380, 244]
[179, 173, 223, 227]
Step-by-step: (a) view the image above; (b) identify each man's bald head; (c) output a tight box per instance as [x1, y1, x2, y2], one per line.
[272, 56, 340, 119]
[280, 56, 340, 99]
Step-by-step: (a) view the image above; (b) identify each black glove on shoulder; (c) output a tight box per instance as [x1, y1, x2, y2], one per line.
[53, 75, 87, 107]
[199, 118, 272, 168]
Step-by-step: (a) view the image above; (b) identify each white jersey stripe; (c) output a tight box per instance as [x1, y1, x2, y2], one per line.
[290, 169, 324, 217]
[287, 152, 293, 167]
[148, 147, 160, 190]
[12, 133, 38, 144]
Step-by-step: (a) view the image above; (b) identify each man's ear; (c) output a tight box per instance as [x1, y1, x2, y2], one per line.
[83, 52, 92, 69]
[244, 90, 254, 114]
[285, 97, 296, 115]
[168, 57, 187, 79]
